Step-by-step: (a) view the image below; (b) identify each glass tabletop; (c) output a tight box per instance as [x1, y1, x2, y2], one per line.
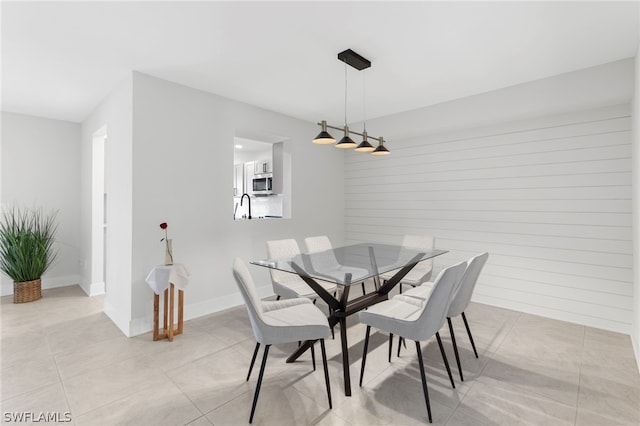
[251, 242, 448, 286]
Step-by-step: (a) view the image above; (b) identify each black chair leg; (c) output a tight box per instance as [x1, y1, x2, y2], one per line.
[361, 282, 366, 295]
[249, 344, 270, 424]
[447, 317, 463, 381]
[320, 339, 332, 409]
[415, 341, 433, 423]
[461, 312, 479, 358]
[360, 326, 371, 386]
[388, 333, 393, 362]
[246, 342, 260, 382]
[276, 295, 281, 301]
[396, 336, 406, 357]
[311, 341, 316, 371]
[435, 332, 455, 389]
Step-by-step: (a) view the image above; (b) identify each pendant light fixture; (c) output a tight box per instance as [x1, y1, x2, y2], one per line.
[312, 49, 390, 156]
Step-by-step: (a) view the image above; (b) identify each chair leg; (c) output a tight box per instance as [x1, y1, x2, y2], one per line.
[461, 312, 479, 358]
[320, 339, 332, 409]
[415, 341, 433, 423]
[361, 282, 366, 295]
[436, 332, 455, 389]
[311, 340, 316, 371]
[246, 342, 261, 382]
[360, 325, 371, 386]
[399, 282, 403, 294]
[276, 295, 281, 301]
[397, 336, 406, 357]
[249, 344, 270, 424]
[388, 333, 393, 363]
[447, 317, 463, 381]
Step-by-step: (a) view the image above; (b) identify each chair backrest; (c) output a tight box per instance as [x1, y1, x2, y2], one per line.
[414, 260, 467, 341]
[401, 234, 435, 282]
[232, 257, 267, 343]
[304, 235, 340, 271]
[266, 239, 303, 286]
[304, 235, 332, 253]
[448, 252, 489, 317]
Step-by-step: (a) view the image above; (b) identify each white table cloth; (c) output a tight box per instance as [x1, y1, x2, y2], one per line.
[145, 263, 190, 294]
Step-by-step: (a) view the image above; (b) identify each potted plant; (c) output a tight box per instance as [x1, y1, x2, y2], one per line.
[0, 206, 58, 303]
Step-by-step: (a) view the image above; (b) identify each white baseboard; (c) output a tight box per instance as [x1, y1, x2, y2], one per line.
[103, 299, 132, 337]
[1, 274, 82, 296]
[471, 294, 632, 335]
[79, 281, 105, 297]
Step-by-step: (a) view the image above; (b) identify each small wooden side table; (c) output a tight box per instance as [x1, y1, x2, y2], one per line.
[153, 283, 184, 341]
[145, 264, 190, 342]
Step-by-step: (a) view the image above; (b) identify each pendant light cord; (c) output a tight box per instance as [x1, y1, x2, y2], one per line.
[362, 70, 367, 133]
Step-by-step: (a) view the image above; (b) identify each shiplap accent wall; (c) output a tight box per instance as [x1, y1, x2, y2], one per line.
[344, 104, 632, 333]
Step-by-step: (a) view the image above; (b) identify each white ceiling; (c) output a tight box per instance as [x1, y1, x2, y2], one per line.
[2, 1, 639, 124]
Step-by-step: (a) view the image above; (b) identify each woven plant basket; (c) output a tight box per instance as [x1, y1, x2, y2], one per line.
[14, 279, 42, 303]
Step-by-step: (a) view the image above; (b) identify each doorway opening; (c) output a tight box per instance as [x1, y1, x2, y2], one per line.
[90, 126, 107, 295]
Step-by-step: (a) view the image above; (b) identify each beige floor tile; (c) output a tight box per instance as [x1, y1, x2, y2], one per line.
[332, 371, 456, 425]
[481, 351, 581, 407]
[576, 372, 640, 426]
[54, 335, 147, 381]
[62, 354, 160, 415]
[73, 374, 202, 426]
[2, 286, 640, 426]
[137, 327, 230, 372]
[45, 311, 124, 355]
[448, 375, 576, 425]
[511, 313, 585, 343]
[1, 329, 52, 367]
[204, 382, 337, 426]
[1, 353, 61, 401]
[166, 346, 256, 414]
[0, 382, 71, 425]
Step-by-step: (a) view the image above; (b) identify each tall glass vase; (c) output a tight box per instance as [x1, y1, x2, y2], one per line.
[165, 239, 174, 266]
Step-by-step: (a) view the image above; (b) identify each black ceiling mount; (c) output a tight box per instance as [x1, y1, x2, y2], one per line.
[337, 49, 371, 71]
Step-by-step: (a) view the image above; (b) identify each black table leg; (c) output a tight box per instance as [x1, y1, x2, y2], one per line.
[339, 317, 351, 396]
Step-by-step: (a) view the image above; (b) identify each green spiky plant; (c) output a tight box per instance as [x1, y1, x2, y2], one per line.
[0, 206, 58, 283]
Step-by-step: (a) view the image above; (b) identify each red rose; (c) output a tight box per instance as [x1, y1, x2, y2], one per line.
[160, 223, 167, 230]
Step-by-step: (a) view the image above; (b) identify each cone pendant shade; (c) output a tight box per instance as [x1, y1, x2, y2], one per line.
[313, 120, 336, 144]
[335, 126, 357, 148]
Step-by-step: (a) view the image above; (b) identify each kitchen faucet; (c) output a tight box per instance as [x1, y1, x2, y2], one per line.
[240, 193, 252, 219]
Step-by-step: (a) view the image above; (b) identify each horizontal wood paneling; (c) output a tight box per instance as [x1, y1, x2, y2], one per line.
[344, 104, 633, 333]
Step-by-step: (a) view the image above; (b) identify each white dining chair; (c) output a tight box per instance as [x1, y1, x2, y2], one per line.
[379, 234, 435, 294]
[266, 238, 338, 302]
[232, 258, 333, 423]
[304, 235, 369, 295]
[358, 261, 467, 423]
[402, 252, 489, 381]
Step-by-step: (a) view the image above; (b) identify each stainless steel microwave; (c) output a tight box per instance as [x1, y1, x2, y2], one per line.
[252, 174, 273, 195]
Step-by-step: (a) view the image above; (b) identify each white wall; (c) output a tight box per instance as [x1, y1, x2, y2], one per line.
[632, 45, 639, 366]
[1, 112, 81, 295]
[126, 72, 344, 334]
[80, 77, 133, 335]
[346, 59, 635, 334]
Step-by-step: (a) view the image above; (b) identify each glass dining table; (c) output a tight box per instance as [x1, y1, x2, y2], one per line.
[251, 242, 448, 396]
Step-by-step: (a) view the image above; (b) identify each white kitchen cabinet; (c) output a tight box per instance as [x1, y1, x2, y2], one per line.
[254, 159, 272, 174]
[233, 163, 244, 196]
[244, 161, 255, 195]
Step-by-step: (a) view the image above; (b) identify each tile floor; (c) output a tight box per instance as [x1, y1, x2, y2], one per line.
[1, 284, 639, 425]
